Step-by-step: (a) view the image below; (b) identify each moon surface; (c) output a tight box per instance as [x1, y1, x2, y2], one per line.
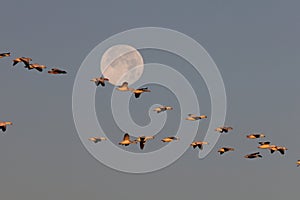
[100, 45, 144, 85]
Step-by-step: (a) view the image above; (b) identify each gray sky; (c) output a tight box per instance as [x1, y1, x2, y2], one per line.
[1, 0, 300, 199]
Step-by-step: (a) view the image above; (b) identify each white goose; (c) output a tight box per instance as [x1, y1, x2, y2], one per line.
[186, 114, 207, 121]
[153, 106, 173, 113]
[88, 137, 107, 143]
[116, 82, 134, 92]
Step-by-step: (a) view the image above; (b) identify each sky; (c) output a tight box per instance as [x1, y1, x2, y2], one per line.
[1, 0, 300, 199]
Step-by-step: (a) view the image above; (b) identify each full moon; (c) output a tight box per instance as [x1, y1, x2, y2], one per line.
[100, 44, 144, 85]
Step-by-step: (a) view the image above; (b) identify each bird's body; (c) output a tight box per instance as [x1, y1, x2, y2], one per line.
[218, 147, 235, 155]
[88, 137, 107, 143]
[186, 114, 207, 121]
[90, 76, 109, 87]
[134, 136, 155, 150]
[0, 52, 10, 58]
[133, 87, 151, 98]
[215, 126, 233, 133]
[13, 57, 32, 67]
[161, 136, 179, 143]
[246, 133, 265, 139]
[119, 133, 136, 146]
[191, 141, 208, 150]
[258, 141, 275, 149]
[48, 68, 67, 74]
[153, 106, 173, 113]
[116, 82, 134, 91]
[244, 152, 262, 159]
[27, 63, 47, 72]
[297, 160, 300, 167]
[0, 121, 12, 132]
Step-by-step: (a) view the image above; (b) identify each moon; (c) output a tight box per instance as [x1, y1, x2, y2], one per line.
[100, 44, 144, 85]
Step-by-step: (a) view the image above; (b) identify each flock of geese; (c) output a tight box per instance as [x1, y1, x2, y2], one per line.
[0, 53, 66, 131]
[1, 51, 300, 167]
[88, 67, 300, 167]
[1, 52, 67, 74]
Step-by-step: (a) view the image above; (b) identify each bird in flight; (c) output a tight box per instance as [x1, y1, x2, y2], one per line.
[191, 141, 208, 150]
[269, 146, 288, 155]
[13, 57, 32, 68]
[88, 137, 107, 143]
[116, 82, 134, 92]
[134, 136, 155, 150]
[153, 106, 173, 113]
[161, 136, 179, 143]
[244, 152, 262, 159]
[186, 114, 207, 121]
[215, 126, 233, 133]
[119, 133, 137, 146]
[218, 147, 235, 155]
[48, 68, 67, 74]
[0, 52, 10, 58]
[26, 63, 47, 72]
[90, 76, 109, 87]
[132, 87, 151, 98]
[246, 133, 265, 139]
[297, 160, 300, 167]
[0, 121, 13, 132]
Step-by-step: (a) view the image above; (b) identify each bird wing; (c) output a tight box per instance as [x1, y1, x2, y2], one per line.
[35, 67, 43, 72]
[139, 141, 145, 150]
[13, 60, 19, 66]
[278, 149, 285, 155]
[100, 81, 105, 87]
[95, 81, 101, 86]
[135, 93, 141, 98]
[259, 141, 270, 145]
[197, 144, 203, 150]
[1, 125, 6, 132]
[20, 58, 31, 67]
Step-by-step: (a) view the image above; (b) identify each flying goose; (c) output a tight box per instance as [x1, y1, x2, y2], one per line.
[246, 133, 265, 139]
[48, 68, 67, 74]
[215, 126, 233, 133]
[13, 57, 32, 67]
[26, 63, 47, 72]
[0, 52, 10, 58]
[269, 146, 288, 155]
[116, 82, 134, 91]
[258, 141, 276, 149]
[297, 160, 300, 167]
[88, 137, 107, 143]
[186, 114, 207, 121]
[244, 152, 262, 159]
[119, 133, 137, 146]
[134, 136, 155, 150]
[161, 136, 179, 143]
[133, 87, 151, 98]
[90, 76, 109, 87]
[0, 121, 12, 132]
[218, 147, 235, 155]
[190, 141, 208, 150]
[153, 106, 173, 113]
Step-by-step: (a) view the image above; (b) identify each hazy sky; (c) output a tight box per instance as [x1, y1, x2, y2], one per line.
[1, 0, 300, 199]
